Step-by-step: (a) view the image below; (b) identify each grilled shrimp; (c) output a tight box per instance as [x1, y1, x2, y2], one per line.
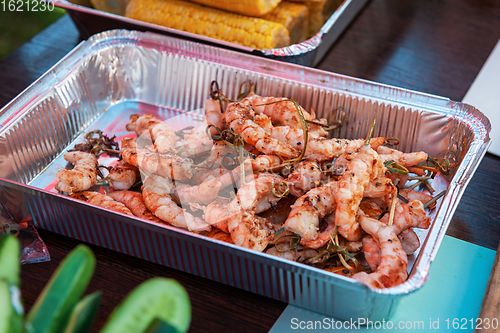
[223, 102, 299, 158]
[335, 144, 385, 241]
[284, 180, 339, 242]
[377, 146, 428, 167]
[121, 137, 194, 182]
[353, 216, 408, 289]
[107, 160, 140, 191]
[241, 95, 314, 129]
[70, 191, 133, 216]
[285, 161, 322, 197]
[228, 211, 273, 252]
[108, 190, 162, 223]
[236, 173, 285, 213]
[150, 122, 178, 153]
[125, 113, 158, 138]
[142, 174, 211, 232]
[55, 151, 98, 194]
[306, 137, 386, 162]
[172, 176, 223, 205]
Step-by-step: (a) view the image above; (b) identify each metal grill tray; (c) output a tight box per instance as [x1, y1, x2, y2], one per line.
[0, 29, 490, 321]
[53, 0, 369, 67]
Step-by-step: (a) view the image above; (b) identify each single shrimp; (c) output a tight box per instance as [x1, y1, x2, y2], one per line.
[284, 180, 339, 242]
[228, 211, 273, 252]
[107, 190, 162, 223]
[125, 113, 159, 138]
[223, 102, 299, 159]
[142, 174, 211, 232]
[232, 172, 285, 214]
[192, 157, 254, 191]
[377, 146, 428, 167]
[241, 94, 314, 128]
[285, 161, 322, 197]
[352, 215, 408, 289]
[107, 160, 140, 191]
[55, 151, 98, 194]
[335, 144, 385, 241]
[121, 137, 194, 182]
[150, 122, 178, 153]
[172, 176, 223, 205]
[70, 191, 133, 216]
[305, 137, 385, 162]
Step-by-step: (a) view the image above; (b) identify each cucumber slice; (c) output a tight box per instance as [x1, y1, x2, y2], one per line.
[26, 244, 95, 333]
[0, 280, 23, 333]
[0, 235, 21, 287]
[63, 291, 101, 333]
[100, 278, 191, 333]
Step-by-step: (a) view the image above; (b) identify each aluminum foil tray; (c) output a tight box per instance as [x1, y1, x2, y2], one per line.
[53, 0, 369, 67]
[0, 30, 490, 321]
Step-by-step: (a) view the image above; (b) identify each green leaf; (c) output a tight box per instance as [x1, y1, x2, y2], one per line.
[0, 234, 21, 288]
[0, 280, 23, 333]
[63, 292, 101, 333]
[26, 245, 95, 333]
[100, 278, 191, 333]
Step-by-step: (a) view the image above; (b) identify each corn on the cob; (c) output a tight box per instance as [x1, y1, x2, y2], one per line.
[261, 1, 309, 44]
[187, 0, 282, 17]
[125, 0, 290, 49]
[286, 0, 343, 36]
[90, 0, 129, 15]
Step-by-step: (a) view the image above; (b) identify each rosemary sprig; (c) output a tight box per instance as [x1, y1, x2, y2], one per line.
[424, 190, 446, 209]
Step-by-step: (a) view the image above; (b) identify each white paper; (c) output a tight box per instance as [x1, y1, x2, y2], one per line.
[462, 38, 500, 156]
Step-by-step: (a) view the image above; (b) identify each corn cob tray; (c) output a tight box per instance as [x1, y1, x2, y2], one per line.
[53, 0, 368, 67]
[0, 30, 491, 321]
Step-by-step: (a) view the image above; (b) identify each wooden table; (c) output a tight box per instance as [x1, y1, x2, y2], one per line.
[1, 1, 499, 331]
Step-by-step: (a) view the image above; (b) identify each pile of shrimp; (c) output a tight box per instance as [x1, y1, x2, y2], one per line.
[54, 81, 451, 290]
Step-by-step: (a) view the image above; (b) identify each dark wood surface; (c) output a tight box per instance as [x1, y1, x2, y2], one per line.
[1, 0, 500, 332]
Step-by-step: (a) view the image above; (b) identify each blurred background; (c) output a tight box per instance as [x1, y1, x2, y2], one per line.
[0, 5, 66, 59]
